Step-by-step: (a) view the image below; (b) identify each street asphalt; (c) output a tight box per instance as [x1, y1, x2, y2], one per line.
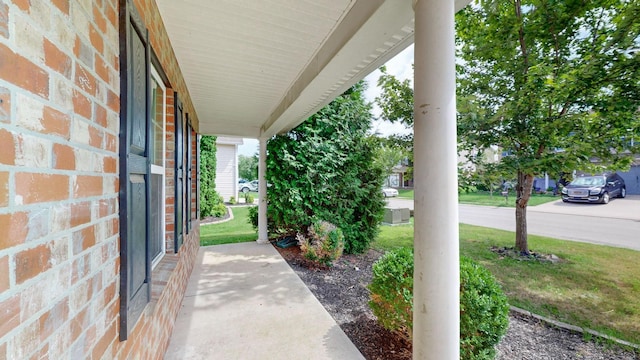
[386, 195, 640, 251]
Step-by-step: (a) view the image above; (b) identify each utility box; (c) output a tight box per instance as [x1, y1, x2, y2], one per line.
[383, 207, 410, 224]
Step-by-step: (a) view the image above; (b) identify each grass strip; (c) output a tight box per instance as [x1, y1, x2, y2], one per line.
[200, 206, 257, 246]
[374, 222, 640, 345]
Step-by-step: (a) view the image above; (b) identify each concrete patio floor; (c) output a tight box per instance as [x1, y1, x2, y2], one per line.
[164, 242, 364, 360]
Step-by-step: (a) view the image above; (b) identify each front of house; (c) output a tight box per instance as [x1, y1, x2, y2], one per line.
[0, 0, 469, 358]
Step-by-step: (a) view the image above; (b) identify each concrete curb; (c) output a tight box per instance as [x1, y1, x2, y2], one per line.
[200, 206, 235, 226]
[510, 306, 640, 351]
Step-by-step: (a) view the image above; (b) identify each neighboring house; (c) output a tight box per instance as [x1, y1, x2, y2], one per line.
[386, 162, 411, 188]
[617, 158, 640, 195]
[215, 137, 243, 201]
[0, 0, 469, 359]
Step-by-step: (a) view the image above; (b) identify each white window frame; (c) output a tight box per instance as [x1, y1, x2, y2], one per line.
[150, 65, 166, 268]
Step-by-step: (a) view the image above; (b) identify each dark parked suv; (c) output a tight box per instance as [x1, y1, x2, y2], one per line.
[561, 173, 626, 204]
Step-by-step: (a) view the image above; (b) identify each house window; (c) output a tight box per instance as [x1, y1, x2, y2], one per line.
[150, 67, 166, 267]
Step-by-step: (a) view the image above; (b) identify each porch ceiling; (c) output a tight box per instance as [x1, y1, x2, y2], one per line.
[156, 0, 470, 138]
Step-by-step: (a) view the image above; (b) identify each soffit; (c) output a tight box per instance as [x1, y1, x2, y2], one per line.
[156, 0, 470, 137]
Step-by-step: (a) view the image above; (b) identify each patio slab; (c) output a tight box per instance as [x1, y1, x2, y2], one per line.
[164, 242, 364, 360]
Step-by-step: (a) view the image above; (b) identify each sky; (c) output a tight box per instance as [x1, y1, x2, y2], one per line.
[237, 45, 415, 157]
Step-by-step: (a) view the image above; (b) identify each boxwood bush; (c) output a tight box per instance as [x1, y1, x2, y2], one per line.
[369, 249, 509, 359]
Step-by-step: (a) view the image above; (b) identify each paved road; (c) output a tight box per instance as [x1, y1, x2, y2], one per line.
[386, 197, 640, 251]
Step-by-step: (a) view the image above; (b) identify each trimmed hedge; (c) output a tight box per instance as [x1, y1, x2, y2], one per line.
[369, 249, 509, 359]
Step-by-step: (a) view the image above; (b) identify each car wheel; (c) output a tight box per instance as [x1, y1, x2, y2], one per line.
[562, 199, 568, 203]
[619, 187, 626, 198]
[600, 192, 609, 204]
[241, 187, 249, 194]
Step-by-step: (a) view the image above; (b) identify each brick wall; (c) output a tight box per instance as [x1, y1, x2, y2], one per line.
[0, 0, 201, 359]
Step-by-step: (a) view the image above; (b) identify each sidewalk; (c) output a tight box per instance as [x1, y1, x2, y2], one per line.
[165, 242, 364, 360]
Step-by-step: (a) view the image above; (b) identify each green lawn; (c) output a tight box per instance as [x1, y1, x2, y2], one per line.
[459, 191, 559, 207]
[397, 189, 414, 199]
[396, 189, 558, 207]
[200, 206, 258, 246]
[374, 222, 640, 345]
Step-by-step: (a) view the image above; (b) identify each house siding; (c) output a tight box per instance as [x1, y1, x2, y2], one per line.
[0, 0, 200, 359]
[215, 143, 238, 202]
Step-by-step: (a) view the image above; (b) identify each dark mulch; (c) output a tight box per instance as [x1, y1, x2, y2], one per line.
[275, 245, 412, 360]
[274, 242, 639, 360]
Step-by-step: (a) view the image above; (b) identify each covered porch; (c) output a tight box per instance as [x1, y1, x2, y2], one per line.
[156, 0, 471, 358]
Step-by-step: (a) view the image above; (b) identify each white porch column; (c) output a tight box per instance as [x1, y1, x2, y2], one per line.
[412, 0, 459, 359]
[544, 173, 549, 191]
[257, 137, 269, 244]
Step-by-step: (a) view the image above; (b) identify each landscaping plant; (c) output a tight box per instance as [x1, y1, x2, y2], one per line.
[296, 220, 345, 267]
[199, 135, 226, 218]
[369, 249, 509, 359]
[265, 81, 385, 253]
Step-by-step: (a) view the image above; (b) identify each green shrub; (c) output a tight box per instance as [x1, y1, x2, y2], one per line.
[244, 193, 255, 204]
[211, 203, 227, 218]
[368, 247, 414, 333]
[297, 220, 345, 267]
[229, 196, 236, 205]
[368, 250, 509, 360]
[248, 205, 258, 231]
[459, 258, 510, 360]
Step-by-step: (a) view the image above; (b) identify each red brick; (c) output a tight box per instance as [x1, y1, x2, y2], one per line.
[0, 256, 8, 293]
[73, 89, 92, 120]
[16, 173, 69, 204]
[71, 253, 90, 284]
[95, 57, 109, 86]
[105, 132, 117, 152]
[0, 342, 6, 360]
[52, 0, 69, 14]
[70, 201, 91, 228]
[29, 344, 48, 360]
[89, 25, 104, 54]
[14, 0, 29, 12]
[44, 38, 72, 78]
[73, 225, 95, 255]
[0, 295, 20, 338]
[89, 124, 102, 148]
[39, 298, 69, 341]
[0, 3, 8, 39]
[69, 308, 88, 343]
[107, 88, 119, 113]
[103, 156, 116, 173]
[42, 106, 71, 138]
[0, 128, 15, 165]
[73, 175, 102, 198]
[0, 212, 28, 250]
[0, 172, 7, 206]
[105, 4, 116, 28]
[75, 63, 96, 95]
[53, 143, 75, 170]
[0, 86, 10, 123]
[93, 5, 107, 33]
[95, 104, 107, 128]
[0, 43, 49, 99]
[15, 244, 52, 284]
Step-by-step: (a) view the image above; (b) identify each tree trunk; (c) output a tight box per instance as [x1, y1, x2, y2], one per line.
[515, 170, 534, 254]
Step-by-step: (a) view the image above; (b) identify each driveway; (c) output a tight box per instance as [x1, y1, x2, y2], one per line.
[529, 195, 640, 221]
[386, 196, 640, 251]
[387, 195, 640, 221]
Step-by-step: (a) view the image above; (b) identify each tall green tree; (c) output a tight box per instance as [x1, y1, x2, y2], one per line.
[373, 142, 406, 185]
[377, 1, 639, 254]
[200, 135, 225, 217]
[238, 154, 258, 180]
[457, 0, 640, 253]
[266, 82, 386, 253]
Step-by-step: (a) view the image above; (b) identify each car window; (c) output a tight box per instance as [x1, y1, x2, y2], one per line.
[572, 177, 604, 186]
